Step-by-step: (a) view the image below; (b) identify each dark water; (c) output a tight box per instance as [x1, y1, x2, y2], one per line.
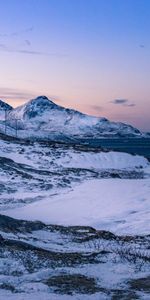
[78, 138, 150, 160]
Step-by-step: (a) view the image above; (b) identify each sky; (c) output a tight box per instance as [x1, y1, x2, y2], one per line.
[0, 0, 150, 131]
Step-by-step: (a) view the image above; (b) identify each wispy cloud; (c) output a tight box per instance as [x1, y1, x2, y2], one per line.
[89, 105, 103, 112]
[0, 88, 35, 104]
[125, 103, 135, 107]
[112, 99, 128, 104]
[0, 25, 67, 57]
[139, 44, 145, 48]
[25, 39, 31, 46]
[0, 43, 67, 57]
[0, 88, 62, 106]
[0, 27, 33, 37]
[111, 99, 135, 107]
[0, 43, 45, 56]
[0, 43, 7, 49]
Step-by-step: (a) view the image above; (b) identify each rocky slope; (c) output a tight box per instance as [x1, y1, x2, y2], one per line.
[0, 100, 12, 120]
[0, 214, 150, 300]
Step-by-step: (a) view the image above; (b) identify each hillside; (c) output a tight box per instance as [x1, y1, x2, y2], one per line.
[0, 96, 142, 140]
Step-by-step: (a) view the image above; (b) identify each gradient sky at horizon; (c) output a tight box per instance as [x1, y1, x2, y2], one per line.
[0, 0, 150, 131]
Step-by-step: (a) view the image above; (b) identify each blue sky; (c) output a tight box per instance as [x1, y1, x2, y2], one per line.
[0, 0, 150, 131]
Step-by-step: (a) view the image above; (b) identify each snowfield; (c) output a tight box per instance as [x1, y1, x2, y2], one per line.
[3, 178, 150, 235]
[56, 150, 148, 170]
[0, 137, 150, 235]
[0, 134, 150, 299]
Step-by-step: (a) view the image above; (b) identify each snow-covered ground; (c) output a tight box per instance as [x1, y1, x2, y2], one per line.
[0, 214, 150, 300]
[0, 137, 150, 235]
[0, 136, 150, 299]
[56, 150, 148, 169]
[3, 178, 150, 235]
[0, 292, 110, 300]
[0, 137, 148, 212]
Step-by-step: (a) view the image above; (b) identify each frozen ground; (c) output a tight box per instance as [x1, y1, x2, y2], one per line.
[0, 214, 150, 300]
[0, 137, 148, 212]
[3, 178, 150, 235]
[0, 136, 150, 299]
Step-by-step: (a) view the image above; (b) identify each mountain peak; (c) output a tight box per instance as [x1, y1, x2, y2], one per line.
[9, 95, 59, 119]
[28, 95, 57, 108]
[32, 95, 49, 102]
[5, 95, 142, 138]
[36, 95, 49, 100]
[0, 99, 13, 111]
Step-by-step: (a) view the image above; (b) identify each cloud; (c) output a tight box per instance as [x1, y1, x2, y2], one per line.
[139, 44, 145, 48]
[25, 39, 31, 46]
[0, 43, 47, 56]
[90, 105, 103, 112]
[0, 88, 35, 104]
[0, 43, 7, 49]
[0, 26, 67, 57]
[12, 49, 49, 56]
[112, 99, 128, 104]
[0, 44, 67, 57]
[0, 27, 33, 37]
[125, 103, 135, 107]
[0, 88, 61, 106]
[111, 99, 135, 107]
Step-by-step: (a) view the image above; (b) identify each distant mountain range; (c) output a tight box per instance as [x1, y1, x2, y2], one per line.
[0, 96, 144, 140]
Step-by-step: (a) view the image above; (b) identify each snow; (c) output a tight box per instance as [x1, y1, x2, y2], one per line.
[0, 96, 143, 139]
[0, 291, 108, 300]
[0, 135, 149, 235]
[0, 134, 150, 299]
[3, 178, 150, 235]
[0, 137, 147, 171]
[57, 151, 148, 170]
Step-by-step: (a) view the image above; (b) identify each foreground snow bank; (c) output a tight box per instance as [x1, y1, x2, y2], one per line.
[57, 151, 148, 169]
[3, 178, 150, 235]
[0, 291, 108, 300]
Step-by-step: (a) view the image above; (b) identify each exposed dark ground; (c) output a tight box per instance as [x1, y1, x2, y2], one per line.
[0, 214, 150, 298]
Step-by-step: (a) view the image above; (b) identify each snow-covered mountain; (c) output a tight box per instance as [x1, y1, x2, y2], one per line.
[1, 96, 142, 139]
[0, 99, 12, 120]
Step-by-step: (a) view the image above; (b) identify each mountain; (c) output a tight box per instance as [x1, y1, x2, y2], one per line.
[2, 96, 142, 139]
[0, 99, 13, 120]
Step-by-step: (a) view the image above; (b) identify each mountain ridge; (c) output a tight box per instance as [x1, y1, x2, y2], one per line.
[0, 96, 143, 139]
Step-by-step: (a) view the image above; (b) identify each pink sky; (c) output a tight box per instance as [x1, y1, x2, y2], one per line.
[0, 0, 150, 131]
